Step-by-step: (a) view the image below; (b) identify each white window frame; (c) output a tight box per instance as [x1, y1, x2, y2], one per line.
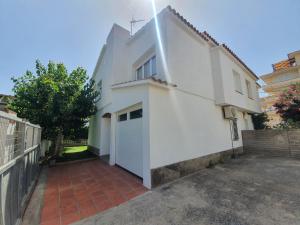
[129, 108, 143, 120]
[136, 55, 157, 80]
[118, 113, 127, 122]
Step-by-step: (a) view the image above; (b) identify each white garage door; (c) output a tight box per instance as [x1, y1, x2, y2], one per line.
[116, 108, 143, 177]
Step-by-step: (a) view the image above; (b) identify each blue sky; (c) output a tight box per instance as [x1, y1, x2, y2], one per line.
[0, 0, 299, 95]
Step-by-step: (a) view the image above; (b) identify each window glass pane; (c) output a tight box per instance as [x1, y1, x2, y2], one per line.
[118, 113, 127, 121]
[246, 80, 253, 99]
[151, 56, 156, 75]
[130, 109, 143, 119]
[233, 71, 242, 93]
[144, 60, 151, 78]
[232, 119, 239, 140]
[137, 67, 143, 80]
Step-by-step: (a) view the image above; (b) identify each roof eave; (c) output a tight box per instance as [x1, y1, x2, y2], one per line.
[166, 6, 257, 80]
[92, 44, 107, 80]
[221, 44, 258, 80]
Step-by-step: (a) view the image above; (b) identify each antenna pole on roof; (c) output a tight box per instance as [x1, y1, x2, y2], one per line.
[130, 17, 145, 36]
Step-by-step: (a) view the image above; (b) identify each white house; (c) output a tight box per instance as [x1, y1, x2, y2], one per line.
[88, 6, 261, 188]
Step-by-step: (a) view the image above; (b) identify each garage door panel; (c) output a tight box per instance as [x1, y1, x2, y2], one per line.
[116, 118, 143, 177]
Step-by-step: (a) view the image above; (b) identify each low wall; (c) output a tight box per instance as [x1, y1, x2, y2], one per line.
[63, 139, 87, 147]
[151, 147, 243, 187]
[87, 145, 100, 156]
[242, 129, 300, 158]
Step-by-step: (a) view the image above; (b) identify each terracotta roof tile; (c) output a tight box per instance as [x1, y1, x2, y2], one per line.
[221, 44, 258, 79]
[166, 5, 258, 80]
[272, 58, 295, 71]
[203, 31, 220, 46]
[167, 6, 208, 42]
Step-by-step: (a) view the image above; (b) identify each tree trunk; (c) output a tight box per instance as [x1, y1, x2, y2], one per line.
[41, 140, 51, 157]
[54, 132, 64, 157]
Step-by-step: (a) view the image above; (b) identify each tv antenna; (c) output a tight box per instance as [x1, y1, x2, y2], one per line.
[130, 17, 145, 36]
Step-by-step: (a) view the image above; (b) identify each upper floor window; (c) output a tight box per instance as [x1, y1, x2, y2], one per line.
[136, 56, 157, 80]
[97, 80, 102, 99]
[246, 80, 253, 99]
[233, 70, 242, 94]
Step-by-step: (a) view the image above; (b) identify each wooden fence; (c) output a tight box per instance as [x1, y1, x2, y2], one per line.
[242, 129, 300, 158]
[0, 111, 41, 225]
[62, 139, 87, 147]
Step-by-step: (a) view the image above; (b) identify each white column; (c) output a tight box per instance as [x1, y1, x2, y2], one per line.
[142, 92, 152, 188]
[109, 113, 116, 166]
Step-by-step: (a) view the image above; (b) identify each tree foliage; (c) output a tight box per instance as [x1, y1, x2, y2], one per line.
[251, 113, 269, 130]
[10, 60, 99, 154]
[273, 83, 300, 128]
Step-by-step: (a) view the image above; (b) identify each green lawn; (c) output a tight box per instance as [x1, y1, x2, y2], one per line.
[63, 145, 88, 154]
[57, 145, 96, 162]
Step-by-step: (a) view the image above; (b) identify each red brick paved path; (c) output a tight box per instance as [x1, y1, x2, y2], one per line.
[40, 159, 147, 225]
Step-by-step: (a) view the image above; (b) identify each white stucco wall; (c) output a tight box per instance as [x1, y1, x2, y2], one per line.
[110, 84, 151, 188]
[146, 13, 256, 169]
[88, 111, 102, 153]
[100, 117, 111, 155]
[88, 8, 260, 187]
[294, 53, 300, 65]
[165, 15, 215, 101]
[88, 24, 130, 151]
[148, 85, 250, 169]
[126, 22, 159, 82]
[210, 47, 261, 113]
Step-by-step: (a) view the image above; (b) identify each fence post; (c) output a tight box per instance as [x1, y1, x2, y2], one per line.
[0, 173, 4, 225]
[17, 121, 26, 159]
[31, 127, 35, 148]
[286, 129, 291, 157]
[16, 122, 25, 224]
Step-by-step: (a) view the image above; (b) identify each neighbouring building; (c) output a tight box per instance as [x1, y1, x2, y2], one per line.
[0, 94, 15, 114]
[260, 50, 300, 127]
[88, 6, 261, 188]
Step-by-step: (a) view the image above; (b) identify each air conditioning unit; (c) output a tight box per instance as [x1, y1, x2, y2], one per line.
[223, 106, 237, 119]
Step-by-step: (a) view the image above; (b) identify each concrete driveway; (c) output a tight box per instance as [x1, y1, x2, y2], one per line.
[73, 155, 300, 225]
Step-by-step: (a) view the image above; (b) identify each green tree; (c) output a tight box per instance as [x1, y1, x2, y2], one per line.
[273, 83, 300, 128]
[10, 60, 99, 156]
[251, 112, 269, 130]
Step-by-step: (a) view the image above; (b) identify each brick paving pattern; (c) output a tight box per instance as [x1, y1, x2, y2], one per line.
[40, 159, 147, 225]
